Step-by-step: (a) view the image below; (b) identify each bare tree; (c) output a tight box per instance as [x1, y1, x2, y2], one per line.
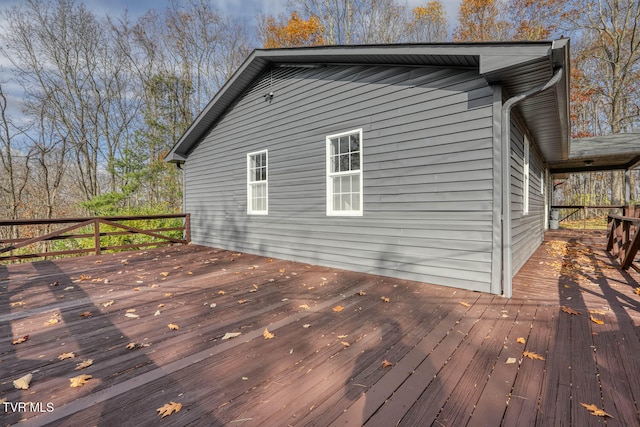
[567, 0, 640, 206]
[0, 83, 32, 227]
[0, 0, 137, 201]
[405, 1, 449, 42]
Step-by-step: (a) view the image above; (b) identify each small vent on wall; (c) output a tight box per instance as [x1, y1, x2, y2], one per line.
[246, 66, 313, 98]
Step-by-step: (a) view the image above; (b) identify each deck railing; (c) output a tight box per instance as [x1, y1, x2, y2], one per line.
[607, 213, 640, 272]
[0, 214, 190, 262]
[551, 205, 625, 229]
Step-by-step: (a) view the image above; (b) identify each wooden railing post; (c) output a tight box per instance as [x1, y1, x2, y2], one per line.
[184, 213, 191, 244]
[94, 219, 101, 256]
[607, 213, 640, 272]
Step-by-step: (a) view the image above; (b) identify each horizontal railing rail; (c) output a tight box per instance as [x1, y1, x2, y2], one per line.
[607, 214, 640, 273]
[551, 205, 626, 229]
[0, 214, 190, 262]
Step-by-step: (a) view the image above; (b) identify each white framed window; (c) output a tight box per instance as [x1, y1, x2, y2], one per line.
[326, 129, 363, 216]
[523, 136, 530, 215]
[247, 150, 268, 215]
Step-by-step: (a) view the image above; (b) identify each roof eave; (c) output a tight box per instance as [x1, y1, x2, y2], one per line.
[165, 41, 570, 163]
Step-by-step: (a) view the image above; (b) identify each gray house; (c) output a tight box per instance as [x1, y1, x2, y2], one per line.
[166, 40, 571, 297]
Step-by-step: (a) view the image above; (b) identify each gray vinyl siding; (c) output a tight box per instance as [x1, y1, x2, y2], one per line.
[510, 115, 546, 275]
[185, 64, 495, 292]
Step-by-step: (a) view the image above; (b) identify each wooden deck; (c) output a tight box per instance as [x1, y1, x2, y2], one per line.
[1, 230, 640, 426]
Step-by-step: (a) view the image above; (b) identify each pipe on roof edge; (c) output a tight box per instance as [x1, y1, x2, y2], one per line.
[501, 66, 564, 298]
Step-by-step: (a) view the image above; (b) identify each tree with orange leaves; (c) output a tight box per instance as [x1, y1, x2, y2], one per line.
[509, 0, 564, 41]
[259, 12, 325, 48]
[453, 0, 510, 42]
[406, 1, 449, 42]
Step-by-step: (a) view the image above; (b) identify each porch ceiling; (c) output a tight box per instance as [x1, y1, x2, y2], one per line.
[549, 133, 640, 174]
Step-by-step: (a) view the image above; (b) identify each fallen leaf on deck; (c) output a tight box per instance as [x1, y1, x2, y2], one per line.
[64, 286, 74, 290]
[154, 310, 161, 316]
[74, 359, 93, 370]
[561, 306, 581, 315]
[589, 315, 604, 325]
[580, 402, 612, 417]
[9, 301, 26, 307]
[516, 337, 526, 344]
[222, 332, 241, 340]
[168, 323, 179, 330]
[133, 287, 141, 291]
[13, 373, 32, 390]
[164, 293, 173, 297]
[589, 309, 607, 315]
[125, 313, 140, 319]
[333, 305, 344, 312]
[58, 352, 75, 360]
[79, 311, 92, 318]
[299, 304, 310, 310]
[77, 274, 91, 281]
[69, 374, 92, 388]
[102, 300, 114, 307]
[381, 297, 390, 303]
[357, 290, 367, 296]
[337, 335, 348, 339]
[44, 318, 59, 326]
[126, 342, 150, 350]
[635, 287, 640, 295]
[218, 290, 225, 295]
[237, 299, 248, 304]
[382, 360, 393, 368]
[12, 335, 29, 345]
[303, 324, 311, 328]
[263, 328, 275, 339]
[460, 301, 471, 307]
[279, 268, 286, 273]
[160, 272, 169, 277]
[506, 357, 517, 364]
[126, 309, 136, 312]
[523, 351, 545, 360]
[341, 341, 350, 347]
[157, 401, 182, 418]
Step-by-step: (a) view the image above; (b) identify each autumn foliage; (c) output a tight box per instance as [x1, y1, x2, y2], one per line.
[453, 0, 509, 42]
[261, 12, 325, 48]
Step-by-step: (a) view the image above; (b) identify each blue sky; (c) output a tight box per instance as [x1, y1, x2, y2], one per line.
[83, 0, 463, 26]
[0, 0, 462, 121]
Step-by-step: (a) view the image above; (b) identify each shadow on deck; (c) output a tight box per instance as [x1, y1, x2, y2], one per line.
[1, 230, 639, 426]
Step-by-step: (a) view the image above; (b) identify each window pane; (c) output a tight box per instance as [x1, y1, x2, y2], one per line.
[352, 176, 360, 192]
[333, 176, 341, 194]
[350, 134, 360, 152]
[352, 193, 360, 210]
[331, 139, 339, 157]
[339, 154, 349, 172]
[339, 136, 350, 154]
[341, 175, 351, 193]
[334, 194, 341, 210]
[350, 152, 360, 170]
